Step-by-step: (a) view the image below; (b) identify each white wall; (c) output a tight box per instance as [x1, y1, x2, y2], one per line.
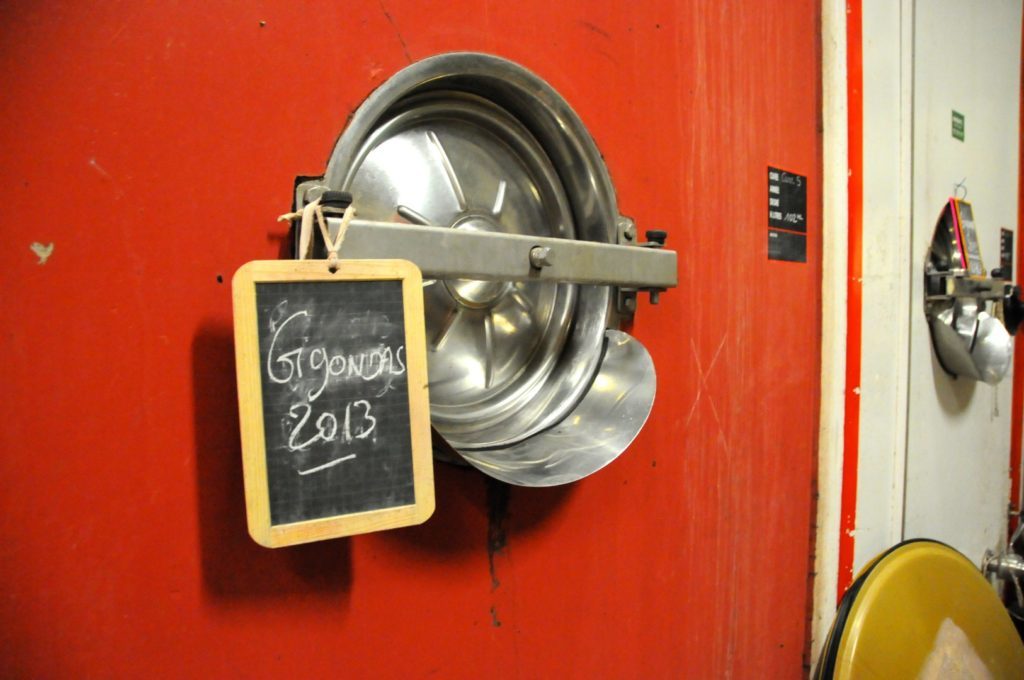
[815, 2, 1021, 665]
[855, 0, 914, 570]
[901, 0, 1021, 562]
[812, 0, 849, 660]
[857, 0, 1021, 572]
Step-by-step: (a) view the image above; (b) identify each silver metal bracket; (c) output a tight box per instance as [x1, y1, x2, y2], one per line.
[616, 216, 639, 316]
[289, 182, 677, 296]
[294, 179, 328, 212]
[983, 517, 1024, 608]
[924, 268, 1008, 306]
[335, 219, 676, 287]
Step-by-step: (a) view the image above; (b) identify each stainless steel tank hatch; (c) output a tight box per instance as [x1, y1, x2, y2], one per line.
[292, 53, 677, 486]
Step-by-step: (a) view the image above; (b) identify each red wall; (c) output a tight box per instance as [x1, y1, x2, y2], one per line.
[0, 2, 822, 677]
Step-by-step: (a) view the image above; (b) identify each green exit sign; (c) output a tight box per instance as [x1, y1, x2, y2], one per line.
[952, 110, 965, 141]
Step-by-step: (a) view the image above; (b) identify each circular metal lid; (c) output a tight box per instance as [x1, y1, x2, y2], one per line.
[344, 93, 579, 448]
[322, 53, 655, 485]
[816, 540, 1024, 678]
[972, 311, 1012, 384]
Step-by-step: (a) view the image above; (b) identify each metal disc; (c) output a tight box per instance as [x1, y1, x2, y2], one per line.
[458, 330, 656, 486]
[817, 540, 1024, 678]
[323, 52, 656, 485]
[345, 94, 578, 448]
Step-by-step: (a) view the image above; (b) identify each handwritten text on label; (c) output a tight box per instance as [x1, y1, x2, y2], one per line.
[266, 305, 406, 475]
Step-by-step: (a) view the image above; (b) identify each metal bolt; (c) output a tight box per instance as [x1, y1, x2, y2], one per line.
[617, 217, 637, 242]
[302, 184, 328, 204]
[529, 246, 552, 269]
[645, 230, 668, 247]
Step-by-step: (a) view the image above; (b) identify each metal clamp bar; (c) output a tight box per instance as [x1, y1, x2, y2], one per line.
[925, 269, 1008, 302]
[327, 218, 678, 290]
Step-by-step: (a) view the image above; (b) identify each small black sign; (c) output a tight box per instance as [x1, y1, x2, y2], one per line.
[768, 167, 807, 263]
[768, 167, 807, 233]
[1001, 228, 1014, 279]
[768, 229, 807, 263]
[952, 110, 965, 141]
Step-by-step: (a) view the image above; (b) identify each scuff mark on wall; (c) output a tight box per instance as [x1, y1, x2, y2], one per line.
[486, 477, 510, 591]
[377, 1, 412, 63]
[578, 20, 611, 39]
[89, 157, 112, 180]
[89, 157, 125, 199]
[30, 242, 54, 265]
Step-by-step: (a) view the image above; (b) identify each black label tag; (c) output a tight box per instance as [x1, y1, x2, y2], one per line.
[768, 167, 807, 232]
[1001, 228, 1014, 279]
[768, 229, 807, 263]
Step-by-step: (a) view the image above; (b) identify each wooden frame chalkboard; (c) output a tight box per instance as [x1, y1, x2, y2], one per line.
[232, 259, 433, 547]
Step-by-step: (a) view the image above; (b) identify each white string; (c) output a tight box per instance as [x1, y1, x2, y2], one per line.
[278, 199, 357, 268]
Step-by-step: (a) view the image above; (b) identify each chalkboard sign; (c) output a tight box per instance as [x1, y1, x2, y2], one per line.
[232, 259, 433, 547]
[767, 166, 807, 232]
[767, 166, 808, 263]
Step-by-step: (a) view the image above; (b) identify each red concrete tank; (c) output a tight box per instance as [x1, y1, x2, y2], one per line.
[0, 1, 821, 676]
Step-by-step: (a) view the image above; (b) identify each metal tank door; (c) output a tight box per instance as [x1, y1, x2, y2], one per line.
[297, 53, 673, 486]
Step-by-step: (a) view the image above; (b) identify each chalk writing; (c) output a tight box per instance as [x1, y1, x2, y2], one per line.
[767, 165, 807, 234]
[266, 301, 405, 476]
